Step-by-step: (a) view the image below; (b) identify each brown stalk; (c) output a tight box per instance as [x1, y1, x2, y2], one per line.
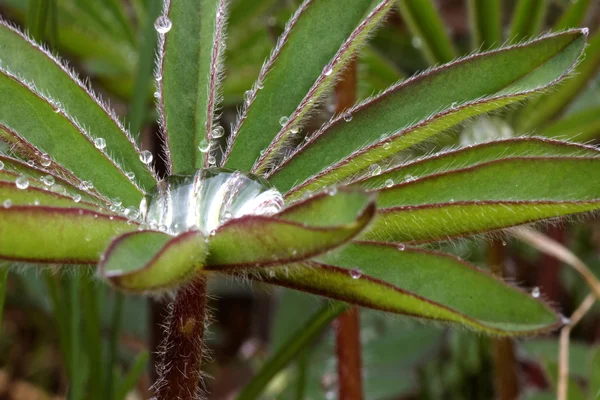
[488, 239, 519, 400]
[153, 275, 208, 400]
[332, 59, 363, 400]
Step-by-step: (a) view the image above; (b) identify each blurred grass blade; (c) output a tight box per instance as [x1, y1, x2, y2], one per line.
[69, 278, 83, 400]
[206, 190, 375, 268]
[80, 277, 104, 400]
[254, 242, 561, 335]
[222, 0, 377, 171]
[0, 267, 8, 326]
[252, 0, 395, 174]
[508, 0, 548, 42]
[157, 0, 229, 173]
[114, 351, 150, 400]
[363, 157, 600, 243]
[357, 46, 405, 100]
[99, 230, 208, 293]
[515, 29, 600, 132]
[236, 302, 347, 400]
[553, 0, 592, 30]
[102, 0, 137, 45]
[26, 0, 50, 42]
[0, 206, 135, 263]
[396, 0, 456, 65]
[538, 107, 600, 142]
[268, 30, 586, 198]
[354, 138, 600, 190]
[0, 21, 157, 193]
[467, 0, 501, 50]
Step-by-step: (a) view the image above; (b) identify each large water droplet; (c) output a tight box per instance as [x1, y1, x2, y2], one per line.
[154, 16, 172, 34]
[140, 168, 284, 235]
[140, 150, 153, 165]
[15, 175, 29, 190]
[94, 137, 106, 150]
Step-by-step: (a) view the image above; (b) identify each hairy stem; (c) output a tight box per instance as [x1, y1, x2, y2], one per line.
[154, 276, 208, 400]
[333, 59, 363, 400]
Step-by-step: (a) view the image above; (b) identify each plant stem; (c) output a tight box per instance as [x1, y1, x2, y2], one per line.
[154, 275, 208, 400]
[106, 291, 124, 398]
[488, 239, 519, 400]
[333, 59, 363, 400]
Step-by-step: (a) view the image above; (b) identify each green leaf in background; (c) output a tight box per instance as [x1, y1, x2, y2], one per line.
[100, 230, 208, 293]
[357, 46, 405, 100]
[223, 0, 377, 171]
[206, 190, 375, 268]
[0, 207, 135, 263]
[467, 0, 501, 50]
[538, 106, 600, 142]
[268, 30, 586, 198]
[251, 0, 395, 174]
[254, 242, 560, 335]
[364, 157, 600, 242]
[157, 0, 229, 172]
[508, 0, 548, 42]
[553, 0, 592, 31]
[396, 0, 457, 65]
[0, 21, 157, 192]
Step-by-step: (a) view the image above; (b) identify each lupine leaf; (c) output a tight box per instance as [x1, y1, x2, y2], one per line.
[99, 230, 207, 293]
[508, 0, 548, 42]
[0, 206, 135, 263]
[205, 190, 375, 268]
[538, 107, 600, 142]
[467, 0, 501, 50]
[0, 178, 97, 210]
[253, 242, 560, 335]
[222, 0, 377, 171]
[268, 30, 586, 198]
[0, 20, 156, 191]
[396, 0, 457, 65]
[553, 0, 592, 30]
[364, 157, 600, 243]
[357, 46, 405, 100]
[251, 0, 395, 174]
[516, 29, 600, 132]
[157, 0, 229, 173]
[353, 138, 600, 190]
[0, 74, 144, 206]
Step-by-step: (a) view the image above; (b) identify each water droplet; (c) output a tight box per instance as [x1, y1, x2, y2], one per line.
[397, 244, 405, 251]
[50, 184, 66, 195]
[153, 91, 160, 98]
[3, 199, 12, 208]
[383, 142, 391, 150]
[531, 287, 540, 298]
[243, 90, 253, 105]
[581, 27, 589, 35]
[404, 174, 415, 183]
[384, 179, 394, 188]
[198, 138, 210, 153]
[324, 66, 333, 76]
[290, 126, 299, 134]
[411, 36, 423, 48]
[368, 164, 382, 176]
[140, 150, 153, 165]
[0, 161, 4, 170]
[94, 137, 106, 150]
[41, 175, 55, 186]
[154, 16, 172, 34]
[141, 168, 284, 235]
[212, 126, 225, 139]
[561, 315, 571, 325]
[126, 171, 136, 180]
[350, 267, 362, 279]
[15, 175, 29, 190]
[342, 112, 352, 122]
[279, 116, 289, 126]
[40, 154, 51, 167]
[207, 155, 216, 164]
[502, 240, 507, 246]
[124, 206, 140, 220]
[78, 181, 92, 191]
[27, 160, 35, 167]
[33, 199, 40, 206]
[72, 194, 82, 203]
[327, 186, 338, 196]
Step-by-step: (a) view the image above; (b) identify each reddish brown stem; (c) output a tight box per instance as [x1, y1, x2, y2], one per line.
[153, 276, 208, 400]
[488, 239, 519, 400]
[333, 59, 363, 400]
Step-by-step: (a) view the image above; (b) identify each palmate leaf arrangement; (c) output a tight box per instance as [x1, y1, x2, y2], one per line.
[0, 0, 599, 397]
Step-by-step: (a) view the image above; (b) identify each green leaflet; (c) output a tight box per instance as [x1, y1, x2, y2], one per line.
[0, 21, 156, 191]
[353, 138, 600, 190]
[467, 0, 502, 50]
[396, 0, 457, 65]
[158, 0, 229, 172]
[364, 157, 600, 242]
[538, 107, 600, 142]
[0, 73, 144, 206]
[254, 242, 560, 335]
[268, 30, 586, 199]
[515, 29, 600, 132]
[0, 179, 97, 210]
[223, 0, 376, 171]
[100, 230, 208, 293]
[205, 190, 375, 268]
[508, 0, 548, 42]
[357, 46, 405, 100]
[0, 206, 135, 263]
[251, 0, 395, 174]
